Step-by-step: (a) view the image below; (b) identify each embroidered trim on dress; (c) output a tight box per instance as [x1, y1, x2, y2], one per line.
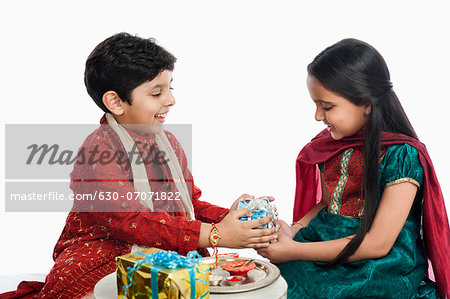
[384, 177, 420, 189]
[329, 148, 354, 214]
[379, 148, 388, 164]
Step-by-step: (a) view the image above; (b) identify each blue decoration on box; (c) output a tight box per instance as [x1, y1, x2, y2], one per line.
[238, 197, 277, 229]
[122, 250, 209, 299]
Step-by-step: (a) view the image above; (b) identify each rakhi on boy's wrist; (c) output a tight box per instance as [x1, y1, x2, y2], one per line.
[209, 223, 221, 268]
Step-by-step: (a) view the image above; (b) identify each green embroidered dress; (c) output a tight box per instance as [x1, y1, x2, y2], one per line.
[278, 144, 439, 298]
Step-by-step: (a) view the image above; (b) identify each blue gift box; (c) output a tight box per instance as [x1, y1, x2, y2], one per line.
[238, 198, 272, 229]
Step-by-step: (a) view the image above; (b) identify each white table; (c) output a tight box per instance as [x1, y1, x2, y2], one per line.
[94, 272, 287, 299]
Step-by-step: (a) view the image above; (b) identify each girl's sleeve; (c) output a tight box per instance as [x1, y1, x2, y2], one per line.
[380, 143, 424, 189]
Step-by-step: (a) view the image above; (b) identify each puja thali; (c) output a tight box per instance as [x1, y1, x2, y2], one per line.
[202, 256, 280, 293]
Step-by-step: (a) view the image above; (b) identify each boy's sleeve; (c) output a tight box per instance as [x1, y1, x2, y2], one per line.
[69, 133, 202, 254]
[93, 211, 202, 254]
[191, 183, 229, 223]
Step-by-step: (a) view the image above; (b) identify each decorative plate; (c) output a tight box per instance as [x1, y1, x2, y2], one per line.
[202, 257, 280, 293]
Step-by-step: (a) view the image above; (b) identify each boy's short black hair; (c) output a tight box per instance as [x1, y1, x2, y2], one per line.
[84, 32, 176, 112]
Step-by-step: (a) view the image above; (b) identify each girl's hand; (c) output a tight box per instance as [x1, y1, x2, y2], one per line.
[278, 219, 294, 239]
[216, 208, 278, 248]
[256, 233, 294, 263]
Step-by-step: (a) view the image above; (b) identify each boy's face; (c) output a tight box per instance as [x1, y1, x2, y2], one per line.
[118, 70, 175, 134]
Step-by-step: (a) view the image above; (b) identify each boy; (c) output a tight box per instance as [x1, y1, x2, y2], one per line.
[6, 33, 276, 298]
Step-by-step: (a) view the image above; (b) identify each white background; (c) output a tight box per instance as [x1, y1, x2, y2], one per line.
[1, 0, 449, 277]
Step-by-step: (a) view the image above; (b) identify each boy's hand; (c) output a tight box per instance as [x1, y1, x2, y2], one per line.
[230, 194, 254, 210]
[230, 194, 276, 210]
[216, 208, 278, 248]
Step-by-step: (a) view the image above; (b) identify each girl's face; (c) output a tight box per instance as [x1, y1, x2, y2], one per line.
[307, 75, 370, 140]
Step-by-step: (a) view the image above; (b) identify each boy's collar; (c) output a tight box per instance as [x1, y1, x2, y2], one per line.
[100, 114, 156, 144]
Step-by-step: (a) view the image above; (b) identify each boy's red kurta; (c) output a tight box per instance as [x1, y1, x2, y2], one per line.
[3, 116, 229, 298]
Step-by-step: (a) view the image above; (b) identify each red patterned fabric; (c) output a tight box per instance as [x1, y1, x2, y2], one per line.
[3, 116, 229, 299]
[293, 129, 450, 297]
[0, 282, 44, 299]
[322, 148, 365, 217]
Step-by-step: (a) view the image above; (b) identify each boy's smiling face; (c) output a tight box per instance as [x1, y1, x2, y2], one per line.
[114, 70, 175, 134]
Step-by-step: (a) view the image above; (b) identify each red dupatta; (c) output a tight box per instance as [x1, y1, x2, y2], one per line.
[292, 129, 449, 297]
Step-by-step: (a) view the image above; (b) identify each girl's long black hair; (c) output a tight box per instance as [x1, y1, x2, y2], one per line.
[307, 38, 418, 267]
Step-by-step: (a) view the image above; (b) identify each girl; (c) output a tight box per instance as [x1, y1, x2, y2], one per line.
[257, 38, 449, 298]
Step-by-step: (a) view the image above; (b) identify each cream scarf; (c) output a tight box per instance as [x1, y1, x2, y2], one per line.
[105, 113, 195, 220]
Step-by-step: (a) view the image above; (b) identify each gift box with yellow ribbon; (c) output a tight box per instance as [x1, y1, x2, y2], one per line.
[116, 248, 210, 299]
